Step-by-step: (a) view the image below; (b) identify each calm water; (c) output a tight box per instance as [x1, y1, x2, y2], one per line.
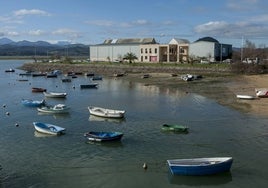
[0, 60, 268, 188]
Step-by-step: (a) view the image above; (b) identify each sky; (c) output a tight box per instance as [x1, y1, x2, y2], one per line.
[1, 0, 268, 47]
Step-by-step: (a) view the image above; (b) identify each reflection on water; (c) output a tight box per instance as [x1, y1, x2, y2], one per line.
[37, 112, 71, 119]
[34, 131, 58, 138]
[88, 115, 126, 123]
[168, 171, 233, 186]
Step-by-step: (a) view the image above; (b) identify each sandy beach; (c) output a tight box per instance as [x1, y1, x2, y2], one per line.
[20, 62, 268, 117]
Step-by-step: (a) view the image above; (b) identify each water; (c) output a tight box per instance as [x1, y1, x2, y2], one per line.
[0, 60, 268, 188]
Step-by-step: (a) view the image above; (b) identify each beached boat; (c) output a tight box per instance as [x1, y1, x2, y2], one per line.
[37, 104, 69, 114]
[236, 94, 255, 100]
[141, 74, 150, 78]
[88, 106, 125, 118]
[167, 157, 233, 176]
[43, 91, 67, 98]
[33, 122, 66, 135]
[161, 124, 188, 133]
[92, 75, 103, 80]
[84, 131, 123, 142]
[21, 99, 46, 107]
[255, 88, 268, 98]
[32, 87, 47, 93]
[80, 83, 98, 89]
[32, 72, 47, 77]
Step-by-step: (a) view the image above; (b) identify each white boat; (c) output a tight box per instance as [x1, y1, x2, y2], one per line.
[255, 88, 268, 98]
[33, 122, 65, 135]
[43, 91, 67, 98]
[88, 106, 125, 118]
[37, 104, 69, 114]
[236, 94, 255, 100]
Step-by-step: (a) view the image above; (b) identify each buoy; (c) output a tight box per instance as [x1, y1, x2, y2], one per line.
[15, 123, 19, 127]
[3, 104, 6, 108]
[143, 162, 148, 170]
[72, 85, 75, 89]
[6, 112, 10, 116]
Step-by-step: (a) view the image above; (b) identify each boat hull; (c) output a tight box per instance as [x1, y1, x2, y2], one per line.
[88, 106, 125, 118]
[162, 124, 188, 132]
[167, 157, 233, 176]
[21, 99, 45, 107]
[84, 132, 123, 142]
[43, 92, 67, 98]
[33, 122, 65, 135]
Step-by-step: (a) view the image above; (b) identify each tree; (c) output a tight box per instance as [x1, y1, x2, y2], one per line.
[123, 52, 138, 63]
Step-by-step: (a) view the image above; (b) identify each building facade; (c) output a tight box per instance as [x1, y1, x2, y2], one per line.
[189, 37, 232, 62]
[90, 37, 232, 63]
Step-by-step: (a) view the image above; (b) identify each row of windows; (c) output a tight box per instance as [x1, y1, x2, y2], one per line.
[141, 48, 157, 54]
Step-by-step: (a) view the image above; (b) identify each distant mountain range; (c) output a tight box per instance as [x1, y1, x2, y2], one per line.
[0, 37, 89, 57]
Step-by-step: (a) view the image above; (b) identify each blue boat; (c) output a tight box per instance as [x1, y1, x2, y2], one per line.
[84, 131, 123, 142]
[167, 157, 233, 176]
[21, 99, 46, 107]
[33, 122, 66, 135]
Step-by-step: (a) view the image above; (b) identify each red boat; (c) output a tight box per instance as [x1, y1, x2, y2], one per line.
[32, 87, 47, 93]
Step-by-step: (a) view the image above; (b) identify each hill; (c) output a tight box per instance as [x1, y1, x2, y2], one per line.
[0, 38, 89, 57]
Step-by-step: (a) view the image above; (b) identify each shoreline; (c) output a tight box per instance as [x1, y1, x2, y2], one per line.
[19, 62, 268, 117]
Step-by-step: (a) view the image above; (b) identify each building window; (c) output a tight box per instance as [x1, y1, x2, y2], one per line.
[145, 56, 148, 60]
[141, 48, 143, 53]
[155, 48, 157, 53]
[145, 48, 148, 53]
[149, 48, 152, 53]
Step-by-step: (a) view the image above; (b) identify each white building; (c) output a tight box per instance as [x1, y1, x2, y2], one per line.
[90, 38, 157, 62]
[189, 37, 232, 62]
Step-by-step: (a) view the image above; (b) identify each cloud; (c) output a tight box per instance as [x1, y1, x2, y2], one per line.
[194, 21, 229, 34]
[52, 28, 82, 40]
[226, 0, 259, 11]
[85, 20, 114, 27]
[13, 9, 50, 17]
[28, 30, 45, 36]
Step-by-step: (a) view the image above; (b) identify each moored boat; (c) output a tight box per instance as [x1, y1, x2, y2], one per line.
[33, 122, 66, 135]
[21, 99, 46, 107]
[162, 124, 188, 133]
[37, 104, 69, 114]
[167, 157, 233, 176]
[88, 106, 125, 118]
[43, 91, 67, 98]
[5, 68, 15, 72]
[80, 83, 98, 89]
[84, 131, 123, 142]
[32, 87, 47, 93]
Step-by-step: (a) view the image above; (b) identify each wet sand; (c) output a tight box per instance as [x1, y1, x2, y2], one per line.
[120, 73, 268, 117]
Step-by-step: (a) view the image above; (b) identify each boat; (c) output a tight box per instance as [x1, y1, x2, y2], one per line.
[161, 124, 188, 133]
[141, 74, 150, 78]
[46, 73, 58, 78]
[181, 74, 194, 81]
[167, 157, 233, 176]
[92, 75, 103, 80]
[5, 68, 15, 72]
[236, 94, 255, 100]
[80, 83, 98, 89]
[43, 91, 67, 98]
[21, 99, 46, 107]
[88, 106, 125, 118]
[84, 131, 123, 142]
[37, 104, 69, 114]
[32, 87, 47, 93]
[255, 88, 268, 98]
[61, 78, 72, 82]
[113, 73, 124, 77]
[32, 72, 47, 77]
[33, 122, 66, 135]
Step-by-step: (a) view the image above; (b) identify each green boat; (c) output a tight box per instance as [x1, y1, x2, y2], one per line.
[161, 124, 188, 133]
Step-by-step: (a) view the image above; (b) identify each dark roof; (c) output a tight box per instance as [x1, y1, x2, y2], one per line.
[195, 37, 219, 43]
[102, 38, 157, 45]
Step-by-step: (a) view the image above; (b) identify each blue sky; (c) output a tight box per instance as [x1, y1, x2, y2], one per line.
[0, 0, 268, 47]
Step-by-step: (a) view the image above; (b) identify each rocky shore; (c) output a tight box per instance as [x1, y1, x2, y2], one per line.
[19, 62, 268, 117]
